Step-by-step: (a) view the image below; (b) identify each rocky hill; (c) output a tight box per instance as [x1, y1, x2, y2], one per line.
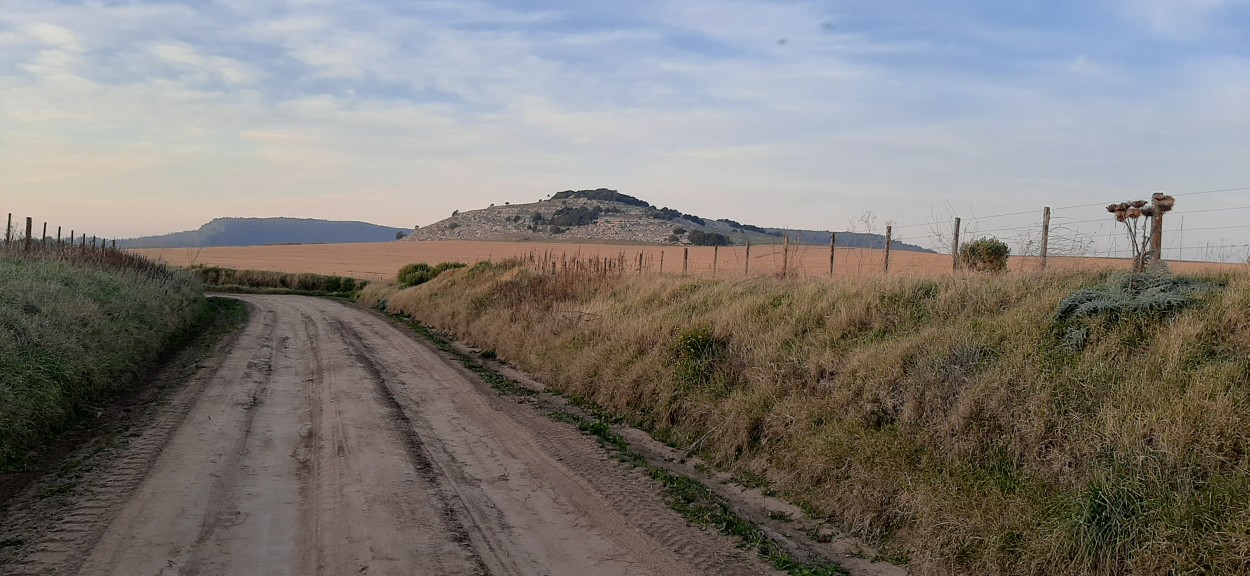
[118, 217, 408, 248]
[405, 189, 933, 252]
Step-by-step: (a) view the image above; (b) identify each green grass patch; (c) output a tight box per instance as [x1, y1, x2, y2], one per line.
[0, 253, 203, 467]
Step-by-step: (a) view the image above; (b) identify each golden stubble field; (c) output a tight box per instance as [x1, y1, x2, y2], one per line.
[131, 240, 1244, 281]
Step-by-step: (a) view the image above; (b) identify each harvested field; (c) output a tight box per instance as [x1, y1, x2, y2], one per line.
[133, 241, 1245, 280]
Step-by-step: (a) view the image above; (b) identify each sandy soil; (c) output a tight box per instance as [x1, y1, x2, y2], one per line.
[1, 295, 778, 576]
[133, 240, 1243, 281]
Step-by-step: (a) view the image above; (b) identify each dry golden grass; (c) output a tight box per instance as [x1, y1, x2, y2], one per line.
[361, 263, 1250, 575]
[132, 240, 1242, 281]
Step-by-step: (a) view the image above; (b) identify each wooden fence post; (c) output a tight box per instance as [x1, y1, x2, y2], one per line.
[91, 235, 97, 251]
[57, 226, 62, 246]
[1149, 194, 1166, 264]
[713, 246, 718, 276]
[111, 239, 117, 251]
[659, 251, 664, 273]
[1040, 207, 1051, 271]
[829, 232, 836, 277]
[884, 225, 893, 275]
[41, 222, 47, 248]
[682, 247, 689, 275]
[25, 217, 33, 252]
[952, 217, 961, 272]
[4, 213, 10, 246]
[745, 241, 751, 276]
[782, 234, 790, 277]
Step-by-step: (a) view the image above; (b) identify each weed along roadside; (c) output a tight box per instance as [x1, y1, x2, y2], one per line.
[360, 259, 1250, 576]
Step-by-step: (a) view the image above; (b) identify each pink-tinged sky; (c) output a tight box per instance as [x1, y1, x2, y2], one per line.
[1, 0, 1248, 259]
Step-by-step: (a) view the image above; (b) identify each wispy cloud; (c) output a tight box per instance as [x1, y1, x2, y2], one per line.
[0, 0, 1246, 254]
[1124, 0, 1250, 38]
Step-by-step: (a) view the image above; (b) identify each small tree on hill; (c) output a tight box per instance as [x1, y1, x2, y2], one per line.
[960, 237, 1010, 273]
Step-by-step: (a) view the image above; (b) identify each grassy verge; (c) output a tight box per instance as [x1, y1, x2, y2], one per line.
[0, 251, 203, 467]
[361, 262, 1250, 575]
[191, 265, 367, 298]
[380, 307, 847, 575]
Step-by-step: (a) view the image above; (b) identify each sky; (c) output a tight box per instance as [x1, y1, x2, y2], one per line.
[1, 0, 1248, 258]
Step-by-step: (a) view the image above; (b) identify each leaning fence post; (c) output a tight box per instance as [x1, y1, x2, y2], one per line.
[952, 217, 962, 272]
[5, 213, 11, 246]
[744, 241, 751, 276]
[782, 234, 790, 277]
[41, 222, 47, 249]
[829, 232, 836, 277]
[884, 225, 893, 275]
[1040, 207, 1051, 271]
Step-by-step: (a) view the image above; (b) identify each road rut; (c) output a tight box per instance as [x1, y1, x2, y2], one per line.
[3, 295, 776, 576]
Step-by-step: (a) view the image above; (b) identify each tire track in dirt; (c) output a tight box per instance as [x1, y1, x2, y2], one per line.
[330, 302, 777, 576]
[335, 317, 491, 576]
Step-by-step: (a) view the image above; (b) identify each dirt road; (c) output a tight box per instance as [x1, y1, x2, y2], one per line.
[3, 295, 776, 576]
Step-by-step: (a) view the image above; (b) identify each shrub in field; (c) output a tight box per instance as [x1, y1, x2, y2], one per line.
[687, 230, 730, 246]
[959, 237, 1010, 272]
[397, 261, 466, 287]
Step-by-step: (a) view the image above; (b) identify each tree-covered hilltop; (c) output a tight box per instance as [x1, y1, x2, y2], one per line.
[550, 188, 651, 207]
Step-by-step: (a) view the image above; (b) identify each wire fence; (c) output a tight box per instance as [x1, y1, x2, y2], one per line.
[9, 185, 1249, 282]
[874, 185, 1250, 276]
[3, 212, 118, 255]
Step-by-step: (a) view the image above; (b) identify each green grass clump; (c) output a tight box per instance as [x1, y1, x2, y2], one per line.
[0, 254, 203, 466]
[397, 261, 466, 287]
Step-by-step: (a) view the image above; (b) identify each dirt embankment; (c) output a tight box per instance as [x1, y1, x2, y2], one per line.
[1, 295, 793, 576]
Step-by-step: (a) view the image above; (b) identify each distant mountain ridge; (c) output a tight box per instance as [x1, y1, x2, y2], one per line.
[405, 188, 934, 253]
[118, 217, 408, 248]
